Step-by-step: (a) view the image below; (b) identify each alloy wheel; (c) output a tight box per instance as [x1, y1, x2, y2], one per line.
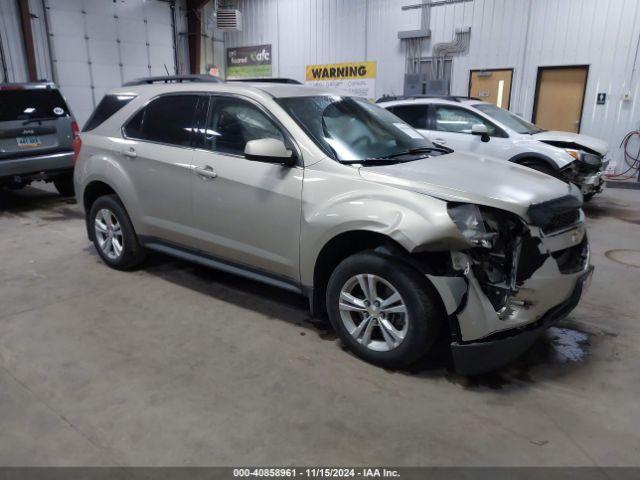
[338, 274, 409, 352]
[94, 208, 124, 260]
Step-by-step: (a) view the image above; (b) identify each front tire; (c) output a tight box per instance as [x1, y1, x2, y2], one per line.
[89, 195, 145, 270]
[326, 251, 443, 368]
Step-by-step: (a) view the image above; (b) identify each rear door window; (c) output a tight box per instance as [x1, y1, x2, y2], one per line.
[84, 94, 135, 131]
[0, 88, 70, 122]
[123, 94, 199, 147]
[388, 105, 428, 129]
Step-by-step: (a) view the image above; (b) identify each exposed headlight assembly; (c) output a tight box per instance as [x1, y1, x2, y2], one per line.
[565, 148, 602, 167]
[564, 148, 581, 160]
[447, 204, 497, 248]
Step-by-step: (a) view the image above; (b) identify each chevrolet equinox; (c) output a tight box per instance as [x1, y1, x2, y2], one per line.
[74, 76, 593, 374]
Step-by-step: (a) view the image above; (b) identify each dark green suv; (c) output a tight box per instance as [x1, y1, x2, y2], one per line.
[0, 82, 80, 196]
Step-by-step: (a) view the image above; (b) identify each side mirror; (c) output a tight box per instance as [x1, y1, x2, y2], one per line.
[244, 138, 296, 166]
[471, 124, 490, 142]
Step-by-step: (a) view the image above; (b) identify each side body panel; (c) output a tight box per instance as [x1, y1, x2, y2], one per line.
[118, 138, 194, 244]
[298, 159, 464, 287]
[189, 148, 304, 282]
[74, 134, 194, 247]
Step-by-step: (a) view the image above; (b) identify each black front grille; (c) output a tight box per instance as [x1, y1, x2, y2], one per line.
[543, 209, 581, 233]
[527, 191, 583, 233]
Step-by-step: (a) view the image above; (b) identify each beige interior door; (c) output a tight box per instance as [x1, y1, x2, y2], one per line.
[533, 66, 588, 133]
[469, 69, 513, 108]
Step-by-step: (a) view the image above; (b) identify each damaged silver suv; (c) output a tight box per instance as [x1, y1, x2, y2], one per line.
[75, 77, 593, 374]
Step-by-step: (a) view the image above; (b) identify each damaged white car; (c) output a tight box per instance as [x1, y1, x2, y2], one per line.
[378, 96, 609, 200]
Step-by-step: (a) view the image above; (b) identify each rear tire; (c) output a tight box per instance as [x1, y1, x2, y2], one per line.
[89, 194, 145, 270]
[326, 251, 443, 368]
[53, 173, 75, 197]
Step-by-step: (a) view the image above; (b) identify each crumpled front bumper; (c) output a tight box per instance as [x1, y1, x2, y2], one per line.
[427, 222, 592, 374]
[576, 170, 605, 195]
[450, 265, 593, 374]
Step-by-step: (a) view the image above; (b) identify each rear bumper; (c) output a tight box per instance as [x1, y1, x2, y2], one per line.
[0, 151, 74, 181]
[450, 265, 593, 375]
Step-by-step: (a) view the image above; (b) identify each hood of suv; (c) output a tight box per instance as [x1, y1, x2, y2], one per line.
[358, 151, 576, 219]
[531, 131, 609, 156]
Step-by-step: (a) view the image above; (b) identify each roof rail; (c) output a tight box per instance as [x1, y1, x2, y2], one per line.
[0, 81, 57, 90]
[228, 78, 302, 84]
[122, 74, 223, 87]
[376, 94, 481, 103]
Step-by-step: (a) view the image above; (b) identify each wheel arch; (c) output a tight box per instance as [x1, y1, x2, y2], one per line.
[308, 229, 450, 318]
[509, 152, 560, 172]
[82, 180, 120, 240]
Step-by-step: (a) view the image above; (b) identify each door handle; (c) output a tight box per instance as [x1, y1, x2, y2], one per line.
[195, 165, 217, 180]
[122, 147, 137, 158]
[434, 138, 447, 144]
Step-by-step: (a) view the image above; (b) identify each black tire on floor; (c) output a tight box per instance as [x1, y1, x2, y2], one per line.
[326, 251, 444, 369]
[88, 194, 146, 270]
[53, 173, 75, 197]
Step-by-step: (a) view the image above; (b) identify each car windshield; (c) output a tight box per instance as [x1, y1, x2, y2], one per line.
[473, 103, 543, 134]
[277, 95, 440, 162]
[0, 88, 70, 122]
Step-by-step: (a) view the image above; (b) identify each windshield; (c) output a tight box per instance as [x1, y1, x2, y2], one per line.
[0, 88, 70, 122]
[473, 103, 543, 134]
[277, 95, 439, 162]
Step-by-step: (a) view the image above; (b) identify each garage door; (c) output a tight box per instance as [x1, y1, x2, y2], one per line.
[46, 0, 176, 126]
[0, 0, 28, 82]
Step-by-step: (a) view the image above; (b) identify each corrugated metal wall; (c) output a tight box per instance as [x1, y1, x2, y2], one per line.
[0, 0, 28, 82]
[200, 0, 226, 77]
[226, 0, 640, 172]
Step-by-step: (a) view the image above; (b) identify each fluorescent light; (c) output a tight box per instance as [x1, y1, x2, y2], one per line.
[497, 80, 504, 108]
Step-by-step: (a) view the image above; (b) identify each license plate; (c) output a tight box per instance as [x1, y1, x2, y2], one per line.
[17, 136, 41, 148]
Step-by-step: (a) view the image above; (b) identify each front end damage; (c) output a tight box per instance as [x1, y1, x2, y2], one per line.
[546, 143, 609, 197]
[560, 153, 608, 197]
[426, 198, 593, 374]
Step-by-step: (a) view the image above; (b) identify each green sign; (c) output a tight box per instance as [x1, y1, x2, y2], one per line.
[226, 44, 272, 78]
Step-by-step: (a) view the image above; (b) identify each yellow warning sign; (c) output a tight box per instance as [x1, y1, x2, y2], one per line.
[305, 61, 377, 81]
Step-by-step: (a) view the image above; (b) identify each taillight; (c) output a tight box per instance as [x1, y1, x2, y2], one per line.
[71, 121, 81, 164]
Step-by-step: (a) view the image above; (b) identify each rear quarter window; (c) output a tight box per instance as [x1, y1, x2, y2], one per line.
[83, 94, 136, 132]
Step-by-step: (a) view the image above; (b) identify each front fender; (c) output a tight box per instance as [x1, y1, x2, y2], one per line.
[509, 139, 576, 170]
[299, 161, 466, 286]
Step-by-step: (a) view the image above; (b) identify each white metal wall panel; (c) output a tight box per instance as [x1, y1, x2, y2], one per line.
[0, 0, 28, 82]
[226, 0, 640, 172]
[44, 0, 176, 125]
[28, 0, 55, 82]
[200, 0, 226, 76]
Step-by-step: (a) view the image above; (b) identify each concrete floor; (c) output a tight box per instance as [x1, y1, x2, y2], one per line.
[0, 182, 639, 467]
